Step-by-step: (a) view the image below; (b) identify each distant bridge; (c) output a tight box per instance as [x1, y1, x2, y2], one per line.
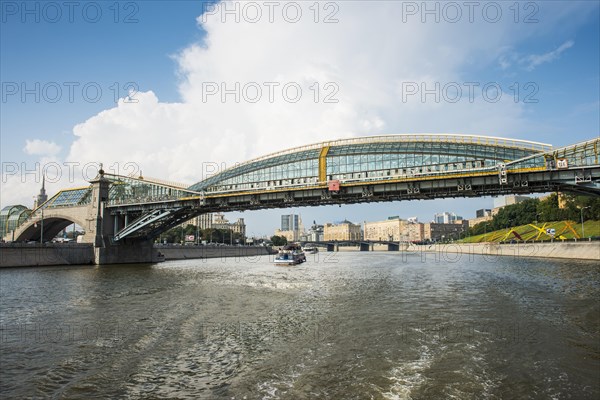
[4, 134, 600, 264]
[301, 240, 412, 252]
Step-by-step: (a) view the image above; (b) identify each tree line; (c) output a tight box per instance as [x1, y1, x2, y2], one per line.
[157, 225, 245, 244]
[469, 193, 600, 236]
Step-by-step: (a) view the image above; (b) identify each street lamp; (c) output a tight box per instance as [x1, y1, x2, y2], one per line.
[40, 207, 44, 245]
[581, 206, 591, 239]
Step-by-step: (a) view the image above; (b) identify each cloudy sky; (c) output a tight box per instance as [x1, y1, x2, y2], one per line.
[1, 1, 599, 235]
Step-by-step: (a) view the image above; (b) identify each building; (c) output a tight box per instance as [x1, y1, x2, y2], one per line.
[281, 214, 300, 231]
[276, 214, 303, 241]
[185, 213, 246, 237]
[406, 222, 425, 242]
[324, 220, 362, 241]
[274, 229, 297, 242]
[33, 176, 48, 209]
[476, 209, 492, 218]
[212, 213, 246, 236]
[424, 221, 469, 242]
[469, 208, 493, 228]
[557, 192, 568, 209]
[493, 195, 530, 208]
[363, 217, 407, 241]
[306, 222, 324, 242]
[198, 213, 213, 230]
[433, 212, 463, 224]
[468, 215, 493, 228]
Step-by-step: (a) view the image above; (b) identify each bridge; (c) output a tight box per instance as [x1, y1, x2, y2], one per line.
[3, 134, 599, 264]
[301, 240, 411, 252]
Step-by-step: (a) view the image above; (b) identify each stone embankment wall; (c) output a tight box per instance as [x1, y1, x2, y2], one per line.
[411, 241, 600, 261]
[0, 244, 275, 267]
[156, 245, 275, 260]
[0, 244, 95, 267]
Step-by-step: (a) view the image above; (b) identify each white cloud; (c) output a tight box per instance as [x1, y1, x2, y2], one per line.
[23, 139, 61, 156]
[63, 2, 536, 186]
[1, 1, 594, 213]
[523, 40, 574, 71]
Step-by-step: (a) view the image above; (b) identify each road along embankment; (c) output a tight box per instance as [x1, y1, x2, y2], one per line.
[0, 243, 95, 267]
[156, 245, 276, 260]
[411, 241, 599, 261]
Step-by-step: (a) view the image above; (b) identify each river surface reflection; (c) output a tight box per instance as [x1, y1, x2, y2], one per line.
[1, 252, 599, 399]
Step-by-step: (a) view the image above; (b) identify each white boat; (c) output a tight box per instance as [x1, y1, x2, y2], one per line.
[303, 245, 318, 254]
[274, 244, 306, 266]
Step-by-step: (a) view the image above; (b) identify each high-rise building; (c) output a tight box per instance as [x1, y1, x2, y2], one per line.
[277, 214, 303, 241]
[33, 176, 48, 209]
[281, 214, 300, 231]
[433, 212, 462, 224]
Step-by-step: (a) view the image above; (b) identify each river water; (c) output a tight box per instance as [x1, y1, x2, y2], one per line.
[1, 252, 599, 399]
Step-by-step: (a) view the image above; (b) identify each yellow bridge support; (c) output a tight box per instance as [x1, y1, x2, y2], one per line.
[319, 146, 330, 182]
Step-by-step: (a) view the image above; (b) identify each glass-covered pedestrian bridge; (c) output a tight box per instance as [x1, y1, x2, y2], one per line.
[14, 135, 598, 214]
[188, 134, 557, 194]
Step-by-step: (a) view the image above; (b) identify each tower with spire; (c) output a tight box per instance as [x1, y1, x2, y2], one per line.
[33, 175, 48, 209]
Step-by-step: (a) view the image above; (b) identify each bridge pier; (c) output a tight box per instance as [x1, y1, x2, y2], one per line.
[360, 242, 371, 251]
[327, 243, 338, 252]
[94, 239, 160, 264]
[387, 243, 400, 251]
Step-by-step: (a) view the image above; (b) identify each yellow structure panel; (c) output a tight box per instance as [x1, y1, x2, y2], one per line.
[319, 146, 330, 182]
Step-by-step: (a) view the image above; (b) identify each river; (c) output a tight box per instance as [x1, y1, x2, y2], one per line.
[1, 252, 598, 399]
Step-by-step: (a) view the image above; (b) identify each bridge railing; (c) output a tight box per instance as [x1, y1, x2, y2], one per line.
[200, 163, 504, 196]
[106, 194, 189, 206]
[104, 173, 202, 206]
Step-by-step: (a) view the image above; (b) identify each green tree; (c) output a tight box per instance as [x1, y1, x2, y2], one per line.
[468, 220, 493, 236]
[270, 235, 288, 246]
[491, 198, 539, 230]
[467, 192, 600, 238]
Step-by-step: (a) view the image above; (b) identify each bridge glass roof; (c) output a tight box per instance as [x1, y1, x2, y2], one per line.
[189, 134, 552, 193]
[105, 174, 200, 205]
[507, 137, 600, 171]
[49, 188, 92, 207]
[0, 205, 31, 238]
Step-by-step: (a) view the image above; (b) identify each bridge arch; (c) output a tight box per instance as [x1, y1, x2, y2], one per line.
[11, 213, 87, 243]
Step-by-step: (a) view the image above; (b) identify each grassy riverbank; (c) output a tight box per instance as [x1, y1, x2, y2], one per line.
[460, 220, 600, 243]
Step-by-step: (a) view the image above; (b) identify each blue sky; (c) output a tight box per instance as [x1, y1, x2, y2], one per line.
[1, 1, 599, 235]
